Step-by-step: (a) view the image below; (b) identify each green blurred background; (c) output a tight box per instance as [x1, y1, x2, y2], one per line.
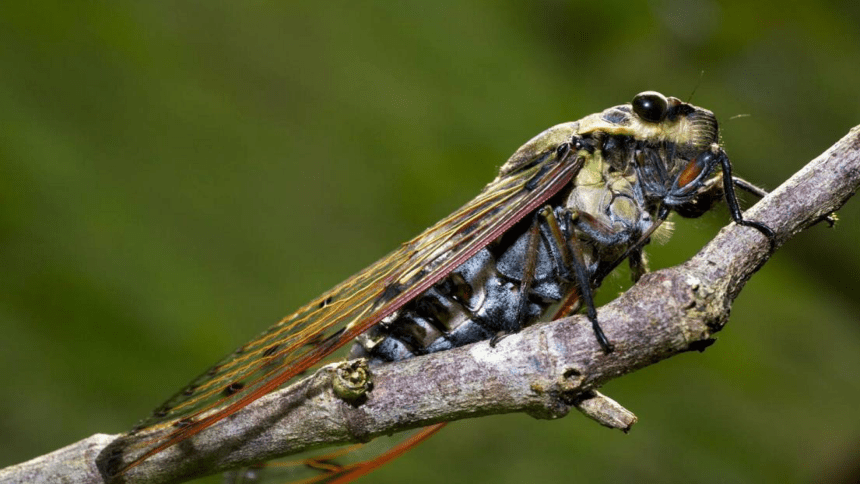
[2, 2, 859, 483]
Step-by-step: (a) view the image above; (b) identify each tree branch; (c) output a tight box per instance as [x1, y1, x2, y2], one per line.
[3, 125, 859, 484]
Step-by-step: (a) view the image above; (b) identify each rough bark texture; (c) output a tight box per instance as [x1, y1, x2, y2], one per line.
[3, 125, 858, 484]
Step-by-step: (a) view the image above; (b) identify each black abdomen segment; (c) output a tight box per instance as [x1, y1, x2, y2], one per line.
[349, 208, 574, 364]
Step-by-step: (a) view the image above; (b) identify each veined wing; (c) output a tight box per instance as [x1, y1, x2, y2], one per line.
[223, 423, 448, 484]
[109, 134, 584, 475]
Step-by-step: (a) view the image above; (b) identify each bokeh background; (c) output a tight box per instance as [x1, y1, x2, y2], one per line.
[2, 2, 859, 483]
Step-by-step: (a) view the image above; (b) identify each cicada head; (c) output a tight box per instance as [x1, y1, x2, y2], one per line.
[498, 91, 722, 186]
[577, 91, 717, 147]
[574, 92, 728, 212]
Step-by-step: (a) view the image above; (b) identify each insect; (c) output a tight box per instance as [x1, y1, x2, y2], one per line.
[99, 91, 774, 482]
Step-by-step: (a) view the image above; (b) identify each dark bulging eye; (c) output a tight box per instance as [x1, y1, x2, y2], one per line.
[632, 91, 668, 123]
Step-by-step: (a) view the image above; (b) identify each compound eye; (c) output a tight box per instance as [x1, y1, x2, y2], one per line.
[632, 91, 669, 123]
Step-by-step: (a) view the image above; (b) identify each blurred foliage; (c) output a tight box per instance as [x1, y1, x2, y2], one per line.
[1, 1, 859, 483]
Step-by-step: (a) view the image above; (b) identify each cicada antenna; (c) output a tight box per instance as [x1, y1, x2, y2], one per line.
[686, 70, 705, 103]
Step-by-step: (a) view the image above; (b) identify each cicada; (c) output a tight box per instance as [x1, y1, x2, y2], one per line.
[99, 91, 774, 483]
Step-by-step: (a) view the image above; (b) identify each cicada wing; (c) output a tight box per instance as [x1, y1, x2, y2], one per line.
[107, 141, 584, 476]
[551, 287, 582, 320]
[223, 423, 447, 484]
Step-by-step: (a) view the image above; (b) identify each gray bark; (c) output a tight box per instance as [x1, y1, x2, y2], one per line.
[2, 125, 858, 484]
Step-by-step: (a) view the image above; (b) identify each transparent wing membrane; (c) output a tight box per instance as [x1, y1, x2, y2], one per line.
[223, 424, 447, 484]
[109, 145, 582, 475]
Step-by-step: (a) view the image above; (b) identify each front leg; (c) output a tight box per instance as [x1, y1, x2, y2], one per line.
[627, 246, 648, 283]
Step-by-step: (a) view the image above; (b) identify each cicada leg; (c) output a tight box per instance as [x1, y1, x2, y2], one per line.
[715, 152, 776, 250]
[538, 206, 614, 353]
[489, 211, 542, 347]
[626, 246, 648, 283]
[676, 174, 767, 220]
[731, 175, 836, 227]
[731, 175, 769, 199]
